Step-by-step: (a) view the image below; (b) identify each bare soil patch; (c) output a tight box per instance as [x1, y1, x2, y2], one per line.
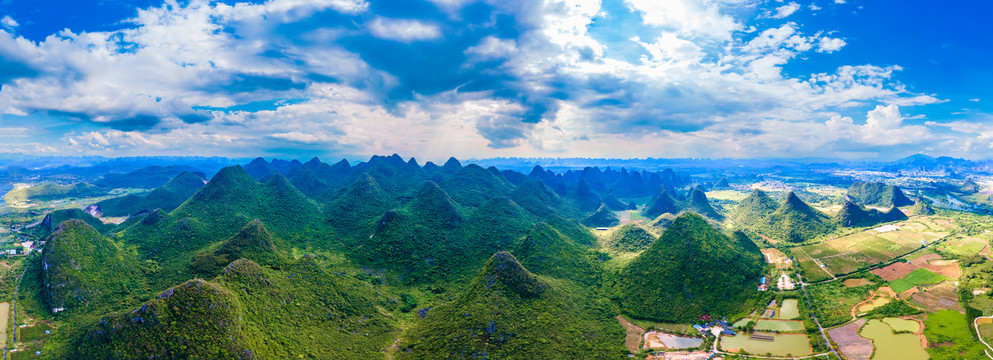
[871, 262, 920, 281]
[921, 259, 960, 279]
[828, 318, 872, 360]
[910, 282, 963, 312]
[617, 315, 644, 353]
[844, 278, 873, 287]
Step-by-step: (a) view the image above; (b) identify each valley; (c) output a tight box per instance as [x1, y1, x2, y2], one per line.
[0, 154, 991, 359]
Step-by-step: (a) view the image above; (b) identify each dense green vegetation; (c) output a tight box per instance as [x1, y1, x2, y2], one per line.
[94, 171, 205, 217]
[618, 213, 764, 322]
[733, 191, 835, 243]
[863, 299, 922, 318]
[581, 203, 619, 227]
[607, 223, 656, 252]
[4, 183, 108, 206]
[836, 201, 907, 227]
[191, 219, 287, 275]
[911, 197, 936, 215]
[399, 252, 625, 359]
[94, 165, 204, 189]
[116, 165, 321, 288]
[42, 219, 148, 315]
[23, 208, 113, 240]
[642, 186, 722, 221]
[806, 274, 881, 327]
[923, 310, 986, 358]
[847, 182, 915, 207]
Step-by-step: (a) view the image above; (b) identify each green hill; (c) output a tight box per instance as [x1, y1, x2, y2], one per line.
[464, 197, 535, 256]
[763, 192, 836, 242]
[618, 213, 764, 322]
[729, 189, 778, 226]
[508, 180, 571, 218]
[643, 186, 679, 219]
[912, 197, 936, 215]
[608, 223, 656, 252]
[836, 201, 908, 227]
[191, 219, 287, 274]
[441, 164, 512, 208]
[581, 203, 619, 227]
[117, 165, 320, 287]
[42, 219, 147, 315]
[511, 223, 603, 285]
[685, 188, 723, 220]
[325, 173, 394, 236]
[72, 256, 398, 359]
[286, 165, 330, 199]
[243, 157, 277, 180]
[95, 165, 204, 189]
[24, 208, 113, 240]
[734, 191, 835, 243]
[714, 177, 731, 189]
[847, 182, 915, 207]
[73, 278, 253, 359]
[398, 252, 625, 359]
[95, 171, 205, 217]
[4, 182, 108, 206]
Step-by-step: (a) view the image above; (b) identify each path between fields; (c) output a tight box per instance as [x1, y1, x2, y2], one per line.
[973, 316, 993, 359]
[797, 247, 836, 280]
[616, 315, 644, 353]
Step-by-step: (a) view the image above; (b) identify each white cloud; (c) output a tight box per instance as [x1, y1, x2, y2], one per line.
[760, 2, 800, 19]
[465, 36, 518, 60]
[970, 98, 980, 102]
[834, 0, 846, 3]
[625, 0, 745, 41]
[1, 16, 17, 29]
[809, 4, 822, 11]
[368, 17, 442, 42]
[817, 37, 846, 53]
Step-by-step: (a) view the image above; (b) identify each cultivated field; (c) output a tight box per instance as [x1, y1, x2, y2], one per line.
[888, 268, 947, 293]
[827, 319, 871, 360]
[794, 218, 950, 279]
[0, 302, 8, 349]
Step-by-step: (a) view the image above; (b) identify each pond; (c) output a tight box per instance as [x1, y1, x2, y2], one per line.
[882, 317, 919, 333]
[720, 333, 812, 357]
[643, 331, 704, 349]
[859, 319, 928, 360]
[780, 299, 800, 320]
[754, 319, 804, 332]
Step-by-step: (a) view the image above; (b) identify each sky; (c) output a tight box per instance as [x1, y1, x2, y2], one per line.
[0, 0, 991, 162]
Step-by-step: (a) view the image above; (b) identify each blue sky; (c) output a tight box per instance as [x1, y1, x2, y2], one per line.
[0, 0, 990, 162]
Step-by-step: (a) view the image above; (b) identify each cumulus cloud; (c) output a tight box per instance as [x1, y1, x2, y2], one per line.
[817, 37, 846, 53]
[0, 16, 17, 29]
[0, 0, 962, 159]
[368, 17, 442, 42]
[760, 2, 801, 19]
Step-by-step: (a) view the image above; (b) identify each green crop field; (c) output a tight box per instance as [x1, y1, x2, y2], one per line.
[924, 310, 986, 359]
[793, 219, 949, 278]
[888, 268, 948, 293]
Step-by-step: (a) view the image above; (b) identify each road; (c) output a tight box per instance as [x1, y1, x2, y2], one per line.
[973, 316, 993, 359]
[797, 273, 839, 359]
[4, 264, 27, 360]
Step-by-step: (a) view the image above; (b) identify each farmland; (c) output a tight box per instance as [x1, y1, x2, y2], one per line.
[793, 217, 952, 281]
[888, 268, 947, 293]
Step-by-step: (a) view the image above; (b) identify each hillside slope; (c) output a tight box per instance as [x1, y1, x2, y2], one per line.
[618, 213, 764, 322]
